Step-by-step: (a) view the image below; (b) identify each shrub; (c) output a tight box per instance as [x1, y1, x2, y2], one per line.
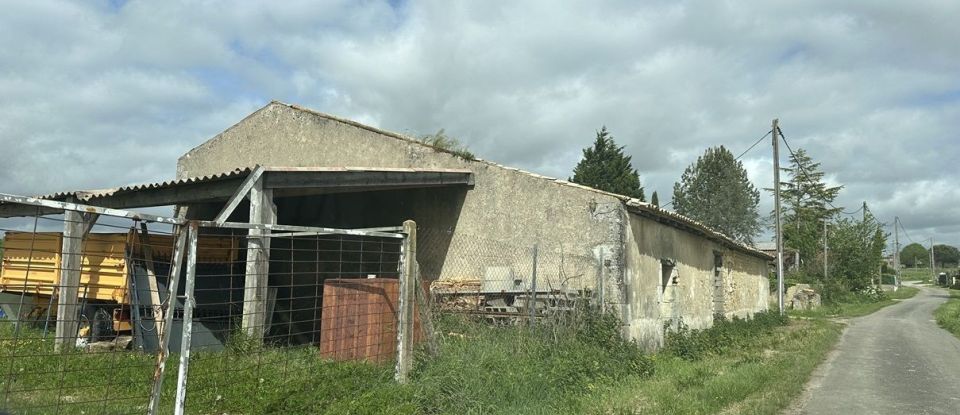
[663, 310, 789, 361]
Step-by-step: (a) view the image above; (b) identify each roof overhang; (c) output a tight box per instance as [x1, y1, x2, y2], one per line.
[0, 167, 474, 218]
[625, 200, 775, 261]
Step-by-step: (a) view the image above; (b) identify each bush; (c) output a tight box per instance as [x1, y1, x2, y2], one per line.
[663, 310, 789, 361]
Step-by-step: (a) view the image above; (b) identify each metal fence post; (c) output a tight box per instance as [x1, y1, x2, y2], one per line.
[174, 222, 199, 415]
[528, 244, 539, 329]
[596, 248, 605, 313]
[147, 225, 189, 415]
[395, 220, 416, 383]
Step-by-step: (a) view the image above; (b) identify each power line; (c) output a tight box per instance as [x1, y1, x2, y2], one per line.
[776, 126, 866, 218]
[736, 130, 772, 161]
[660, 129, 774, 210]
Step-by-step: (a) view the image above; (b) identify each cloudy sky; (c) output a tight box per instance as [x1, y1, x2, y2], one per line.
[1, 0, 958, 249]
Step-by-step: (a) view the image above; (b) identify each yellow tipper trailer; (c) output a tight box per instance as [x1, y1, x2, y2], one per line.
[0, 231, 239, 347]
[0, 232, 130, 303]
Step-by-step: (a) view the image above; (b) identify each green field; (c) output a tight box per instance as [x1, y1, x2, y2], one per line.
[901, 267, 957, 284]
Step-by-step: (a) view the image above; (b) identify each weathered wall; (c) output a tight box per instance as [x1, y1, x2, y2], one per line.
[623, 213, 769, 350]
[177, 102, 771, 349]
[177, 102, 623, 299]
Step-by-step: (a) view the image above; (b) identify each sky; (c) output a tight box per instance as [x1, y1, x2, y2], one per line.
[0, 0, 958, 250]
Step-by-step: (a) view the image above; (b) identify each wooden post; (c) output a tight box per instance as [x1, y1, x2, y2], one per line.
[242, 178, 276, 342]
[395, 220, 416, 383]
[54, 209, 85, 352]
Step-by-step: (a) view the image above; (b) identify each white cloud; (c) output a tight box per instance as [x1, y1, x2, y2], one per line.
[0, 0, 958, 247]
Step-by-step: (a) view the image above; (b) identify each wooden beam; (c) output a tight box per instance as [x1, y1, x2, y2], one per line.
[241, 177, 276, 343]
[213, 166, 265, 224]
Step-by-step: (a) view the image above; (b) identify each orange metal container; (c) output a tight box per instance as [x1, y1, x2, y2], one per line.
[320, 278, 417, 363]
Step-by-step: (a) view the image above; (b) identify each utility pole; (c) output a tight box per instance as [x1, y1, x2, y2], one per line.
[772, 119, 785, 315]
[823, 218, 828, 281]
[862, 202, 880, 289]
[894, 217, 900, 289]
[930, 237, 936, 282]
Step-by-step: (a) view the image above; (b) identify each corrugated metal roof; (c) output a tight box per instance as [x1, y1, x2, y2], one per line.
[39, 168, 254, 201]
[37, 166, 474, 202]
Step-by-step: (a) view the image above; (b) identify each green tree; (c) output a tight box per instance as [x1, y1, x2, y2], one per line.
[826, 205, 886, 291]
[418, 128, 475, 160]
[672, 146, 761, 244]
[774, 148, 843, 267]
[571, 126, 645, 200]
[933, 244, 960, 268]
[900, 243, 928, 268]
[650, 191, 660, 207]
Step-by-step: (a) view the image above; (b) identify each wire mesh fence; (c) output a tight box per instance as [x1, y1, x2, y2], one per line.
[175, 226, 407, 413]
[0, 193, 611, 414]
[0, 204, 179, 414]
[0, 195, 416, 414]
[421, 227, 606, 325]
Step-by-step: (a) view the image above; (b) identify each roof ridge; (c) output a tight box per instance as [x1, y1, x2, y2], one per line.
[180, 101, 767, 259]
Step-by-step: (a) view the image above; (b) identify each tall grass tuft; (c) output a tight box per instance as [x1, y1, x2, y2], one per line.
[662, 310, 789, 361]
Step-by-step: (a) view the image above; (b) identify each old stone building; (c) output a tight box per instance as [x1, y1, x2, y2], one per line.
[176, 101, 772, 349]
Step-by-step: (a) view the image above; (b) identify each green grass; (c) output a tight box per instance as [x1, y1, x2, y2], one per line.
[901, 267, 957, 284]
[935, 289, 960, 339]
[0, 310, 841, 415]
[584, 319, 842, 414]
[789, 286, 919, 319]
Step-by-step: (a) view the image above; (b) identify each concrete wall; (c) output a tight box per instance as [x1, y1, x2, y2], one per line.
[623, 213, 769, 350]
[177, 102, 621, 298]
[177, 102, 770, 349]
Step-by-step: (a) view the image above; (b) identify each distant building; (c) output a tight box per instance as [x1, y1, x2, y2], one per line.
[749, 243, 798, 273]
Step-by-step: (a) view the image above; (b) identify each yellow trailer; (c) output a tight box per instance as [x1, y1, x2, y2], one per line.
[0, 231, 239, 346]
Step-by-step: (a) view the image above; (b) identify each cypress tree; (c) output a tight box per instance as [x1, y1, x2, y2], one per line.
[571, 126, 645, 200]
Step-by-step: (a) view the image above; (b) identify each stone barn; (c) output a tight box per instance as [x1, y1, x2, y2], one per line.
[173, 101, 772, 349]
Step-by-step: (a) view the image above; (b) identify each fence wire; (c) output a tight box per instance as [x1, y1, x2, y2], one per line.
[421, 227, 605, 324]
[0, 196, 611, 414]
[0, 207, 176, 414]
[176, 227, 406, 413]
